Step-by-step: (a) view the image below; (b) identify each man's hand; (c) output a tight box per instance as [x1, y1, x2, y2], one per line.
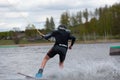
[69, 45, 72, 49]
[41, 35, 45, 38]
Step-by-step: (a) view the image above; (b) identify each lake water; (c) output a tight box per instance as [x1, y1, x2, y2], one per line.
[0, 43, 120, 80]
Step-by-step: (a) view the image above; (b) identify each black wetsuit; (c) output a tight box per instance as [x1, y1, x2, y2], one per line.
[44, 29, 76, 62]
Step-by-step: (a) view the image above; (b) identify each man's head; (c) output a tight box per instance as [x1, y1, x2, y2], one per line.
[58, 24, 67, 30]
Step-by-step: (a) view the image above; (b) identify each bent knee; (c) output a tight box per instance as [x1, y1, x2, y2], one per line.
[44, 55, 50, 60]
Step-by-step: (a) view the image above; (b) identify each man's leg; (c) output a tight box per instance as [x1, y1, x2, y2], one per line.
[40, 55, 50, 69]
[36, 55, 50, 78]
[36, 47, 57, 78]
[59, 47, 67, 69]
[42, 54, 64, 69]
[59, 62, 64, 69]
[59, 53, 66, 69]
[38, 47, 53, 71]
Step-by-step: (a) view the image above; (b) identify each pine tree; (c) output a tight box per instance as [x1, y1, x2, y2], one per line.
[45, 18, 50, 30]
[76, 11, 83, 24]
[60, 11, 70, 28]
[50, 17, 55, 30]
[83, 8, 89, 23]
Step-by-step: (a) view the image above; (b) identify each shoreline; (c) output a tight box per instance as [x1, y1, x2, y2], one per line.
[0, 42, 54, 47]
[77, 39, 120, 44]
[0, 39, 119, 47]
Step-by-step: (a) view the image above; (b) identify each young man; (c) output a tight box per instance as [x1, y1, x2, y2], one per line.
[35, 24, 76, 78]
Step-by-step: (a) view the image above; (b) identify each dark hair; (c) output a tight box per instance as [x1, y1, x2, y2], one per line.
[58, 24, 67, 30]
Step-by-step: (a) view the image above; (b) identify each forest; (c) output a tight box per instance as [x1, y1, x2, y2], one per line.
[0, 3, 120, 44]
[60, 3, 120, 40]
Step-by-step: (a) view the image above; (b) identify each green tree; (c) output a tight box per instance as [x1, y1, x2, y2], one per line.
[11, 27, 21, 44]
[83, 8, 89, 23]
[76, 11, 83, 24]
[111, 3, 120, 36]
[44, 17, 55, 32]
[70, 14, 78, 26]
[60, 11, 70, 28]
[50, 17, 55, 30]
[45, 18, 50, 31]
[25, 24, 37, 38]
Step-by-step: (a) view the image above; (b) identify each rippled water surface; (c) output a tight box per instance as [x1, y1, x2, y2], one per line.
[0, 43, 120, 80]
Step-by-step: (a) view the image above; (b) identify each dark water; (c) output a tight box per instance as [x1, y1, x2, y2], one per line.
[0, 43, 120, 80]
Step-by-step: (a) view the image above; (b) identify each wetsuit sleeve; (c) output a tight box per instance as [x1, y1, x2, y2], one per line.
[44, 33, 52, 40]
[43, 31, 55, 40]
[69, 35, 76, 47]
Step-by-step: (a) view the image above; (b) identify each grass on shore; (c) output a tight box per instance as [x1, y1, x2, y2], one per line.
[0, 40, 50, 45]
[0, 39, 120, 46]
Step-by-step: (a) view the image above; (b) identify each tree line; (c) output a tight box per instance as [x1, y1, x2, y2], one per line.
[0, 3, 120, 43]
[59, 3, 120, 40]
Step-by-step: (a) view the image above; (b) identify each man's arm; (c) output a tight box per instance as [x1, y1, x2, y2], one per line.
[69, 35, 76, 49]
[42, 33, 52, 40]
[42, 31, 55, 40]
